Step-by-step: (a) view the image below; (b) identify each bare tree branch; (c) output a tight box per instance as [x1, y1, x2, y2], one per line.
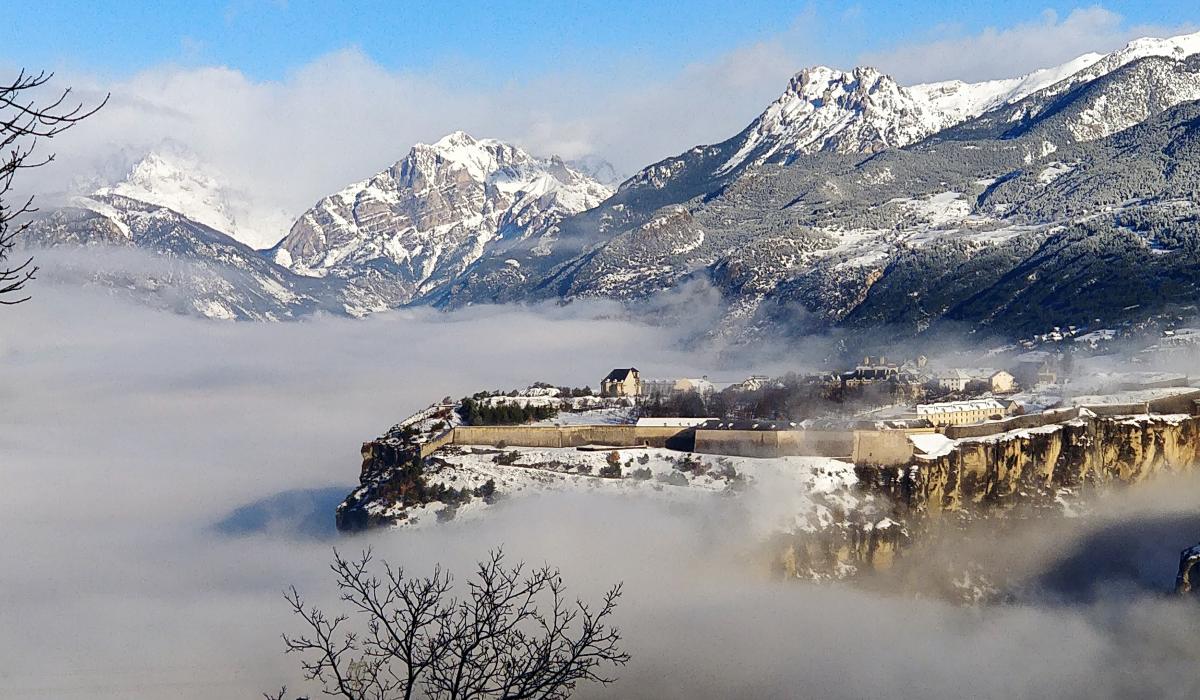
[0, 69, 108, 303]
[272, 548, 629, 700]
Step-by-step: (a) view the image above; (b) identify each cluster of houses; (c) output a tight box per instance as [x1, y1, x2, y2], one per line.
[601, 354, 1061, 398]
[584, 345, 1200, 431]
[600, 368, 717, 399]
[598, 352, 1062, 429]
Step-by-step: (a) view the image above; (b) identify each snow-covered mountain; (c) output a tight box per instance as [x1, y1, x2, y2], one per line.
[22, 193, 338, 320]
[269, 131, 612, 304]
[93, 149, 290, 249]
[716, 30, 1200, 173]
[95, 151, 240, 235]
[22, 29, 1200, 342]
[566, 155, 624, 186]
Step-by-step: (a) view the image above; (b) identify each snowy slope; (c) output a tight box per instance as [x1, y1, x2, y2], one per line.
[96, 151, 239, 236]
[718, 30, 1200, 173]
[909, 51, 1107, 124]
[269, 132, 613, 305]
[22, 194, 338, 320]
[94, 149, 289, 249]
[354, 444, 861, 539]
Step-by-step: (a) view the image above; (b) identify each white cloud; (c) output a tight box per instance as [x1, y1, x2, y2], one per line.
[2, 287, 1199, 698]
[859, 6, 1198, 84]
[16, 38, 813, 248]
[12, 5, 1199, 250]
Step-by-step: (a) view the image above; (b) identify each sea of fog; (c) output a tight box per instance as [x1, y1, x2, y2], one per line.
[2, 286, 1198, 699]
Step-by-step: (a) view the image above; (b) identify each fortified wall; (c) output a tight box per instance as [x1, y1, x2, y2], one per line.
[415, 389, 1200, 470]
[440, 424, 926, 465]
[450, 424, 696, 451]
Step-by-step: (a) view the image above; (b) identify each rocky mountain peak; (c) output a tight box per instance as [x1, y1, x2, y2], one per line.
[780, 65, 898, 108]
[95, 149, 240, 237]
[433, 129, 477, 148]
[717, 64, 928, 174]
[270, 133, 613, 302]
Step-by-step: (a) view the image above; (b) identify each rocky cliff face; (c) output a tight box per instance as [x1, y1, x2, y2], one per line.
[336, 439, 427, 533]
[778, 414, 1200, 585]
[888, 414, 1200, 515]
[21, 194, 338, 320]
[270, 131, 612, 306]
[1178, 543, 1200, 595]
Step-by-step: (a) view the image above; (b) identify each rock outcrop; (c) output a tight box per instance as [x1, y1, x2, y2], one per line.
[783, 414, 1200, 583]
[1178, 543, 1200, 595]
[865, 414, 1200, 518]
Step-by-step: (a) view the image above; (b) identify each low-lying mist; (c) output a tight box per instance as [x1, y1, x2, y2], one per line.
[1, 286, 1198, 699]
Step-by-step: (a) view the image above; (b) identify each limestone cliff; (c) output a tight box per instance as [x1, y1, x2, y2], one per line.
[877, 414, 1200, 516]
[336, 439, 425, 532]
[780, 414, 1200, 584]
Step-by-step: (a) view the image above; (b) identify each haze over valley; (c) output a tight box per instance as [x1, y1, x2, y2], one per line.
[4, 4, 1200, 698]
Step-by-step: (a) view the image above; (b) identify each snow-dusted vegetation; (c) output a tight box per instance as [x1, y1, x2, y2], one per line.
[363, 444, 861, 536]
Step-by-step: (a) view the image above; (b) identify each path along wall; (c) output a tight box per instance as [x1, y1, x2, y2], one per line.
[449, 425, 919, 465]
[451, 425, 696, 450]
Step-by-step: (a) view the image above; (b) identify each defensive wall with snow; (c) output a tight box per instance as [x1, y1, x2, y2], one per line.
[437, 424, 925, 465]
[406, 387, 1200, 466]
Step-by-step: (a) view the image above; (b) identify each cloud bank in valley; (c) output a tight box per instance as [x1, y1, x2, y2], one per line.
[2, 287, 1198, 698]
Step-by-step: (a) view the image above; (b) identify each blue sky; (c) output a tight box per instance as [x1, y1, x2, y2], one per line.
[10, 1, 1200, 247]
[9, 0, 1199, 81]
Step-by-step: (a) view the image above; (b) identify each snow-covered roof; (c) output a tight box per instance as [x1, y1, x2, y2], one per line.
[939, 369, 972, 380]
[1068, 387, 1200, 406]
[909, 432, 956, 457]
[916, 398, 1009, 415]
[635, 417, 714, 428]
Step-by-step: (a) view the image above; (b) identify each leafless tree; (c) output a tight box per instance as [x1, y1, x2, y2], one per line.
[1, 70, 106, 303]
[269, 548, 629, 700]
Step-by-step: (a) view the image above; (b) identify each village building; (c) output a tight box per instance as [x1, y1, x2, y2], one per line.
[987, 370, 1017, 393]
[600, 368, 642, 398]
[673, 377, 715, 395]
[936, 369, 972, 392]
[1013, 351, 1059, 387]
[736, 375, 771, 391]
[914, 398, 1018, 426]
[934, 368, 1014, 393]
[847, 356, 901, 383]
[642, 376, 717, 398]
[640, 378, 673, 398]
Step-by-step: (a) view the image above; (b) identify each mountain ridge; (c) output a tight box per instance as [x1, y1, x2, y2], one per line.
[20, 29, 1200, 340]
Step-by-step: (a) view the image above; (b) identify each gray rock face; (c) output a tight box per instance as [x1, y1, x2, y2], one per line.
[22, 31, 1200, 343]
[21, 195, 339, 320]
[1178, 543, 1200, 595]
[268, 131, 612, 308]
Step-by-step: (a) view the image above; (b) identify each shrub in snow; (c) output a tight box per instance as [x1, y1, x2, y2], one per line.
[673, 454, 705, 474]
[656, 471, 689, 487]
[474, 478, 497, 504]
[598, 464, 622, 479]
[492, 450, 521, 466]
[630, 467, 653, 480]
[714, 461, 742, 482]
